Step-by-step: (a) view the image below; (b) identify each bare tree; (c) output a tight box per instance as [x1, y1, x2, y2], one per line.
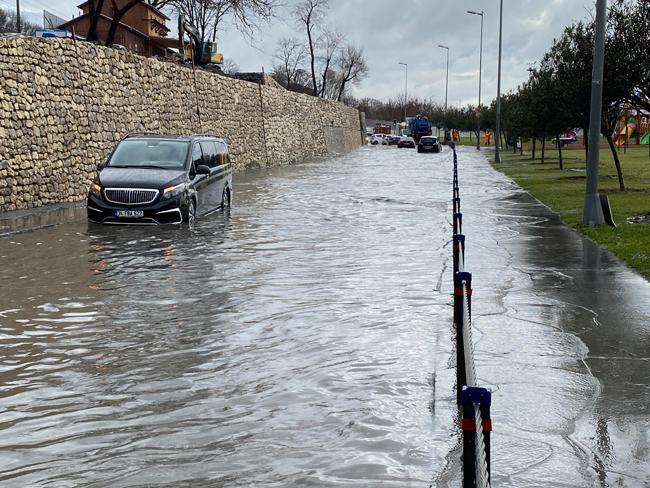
[173, 0, 228, 42]
[324, 69, 344, 99]
[86, 0, 105, 42]
[294, 0, 328, 96]
[221, 58, 239, 74]
[226, 0, 277, 38]
[106, 0, 142, 46]
[85, 0, 147, 46]
[171, 0, 279, 43]
[335, 44, 368, 101]
[147, 0, 175, 9]
[317, 29, 343, 98]
[0, 7, 40, 33]
[272, 37, 307, 89]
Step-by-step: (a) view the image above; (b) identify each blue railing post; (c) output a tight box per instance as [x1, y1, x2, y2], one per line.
[453, 212, 463, 236]
[453, 271, 472, 404]
[451, 146, 493, 486]
[452, 234, 465, 275]
[461, 386, 492, 487]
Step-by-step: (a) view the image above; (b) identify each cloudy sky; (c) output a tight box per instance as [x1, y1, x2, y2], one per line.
[4, 0, 597, 106]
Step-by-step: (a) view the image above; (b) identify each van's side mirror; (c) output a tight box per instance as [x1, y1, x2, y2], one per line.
[196, 165, 210, 175]
[96, 162, 106, 171]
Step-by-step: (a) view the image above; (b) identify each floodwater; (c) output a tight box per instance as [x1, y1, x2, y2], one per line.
[0, 146, 648, 487]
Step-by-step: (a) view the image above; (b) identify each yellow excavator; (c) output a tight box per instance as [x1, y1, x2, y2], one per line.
[179, 16, 223, 67]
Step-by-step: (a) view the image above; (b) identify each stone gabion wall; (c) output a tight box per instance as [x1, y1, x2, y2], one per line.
[0, 37, 364, 212]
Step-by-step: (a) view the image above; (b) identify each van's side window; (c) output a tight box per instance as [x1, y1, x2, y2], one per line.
[215, 142, 228, 166]
[192, 144, 204, 170]
[200, 141, 218, 168]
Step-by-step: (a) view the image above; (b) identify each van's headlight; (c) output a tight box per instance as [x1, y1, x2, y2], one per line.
[162, 184, 186, 200]
[89, 183, 102, 197]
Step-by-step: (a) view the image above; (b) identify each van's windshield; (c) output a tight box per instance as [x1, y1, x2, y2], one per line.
[108, 140, 189, 169]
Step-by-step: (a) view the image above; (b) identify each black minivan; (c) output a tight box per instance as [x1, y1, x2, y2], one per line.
[87, 134, 233, 225]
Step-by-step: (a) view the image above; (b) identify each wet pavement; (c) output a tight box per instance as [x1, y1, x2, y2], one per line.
[0, 146, 648, 487]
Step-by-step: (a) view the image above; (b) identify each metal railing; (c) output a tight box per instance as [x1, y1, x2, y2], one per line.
[451, 144, 492, 488]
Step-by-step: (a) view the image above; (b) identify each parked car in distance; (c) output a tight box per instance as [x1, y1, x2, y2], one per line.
[417, 136, 441, 153]
[87, 133, 233, 225]
[369, 134, 383, 145]
[397, 136, 416, 148]
[370, 134, 390, 145]
[387, 135, 401, 145]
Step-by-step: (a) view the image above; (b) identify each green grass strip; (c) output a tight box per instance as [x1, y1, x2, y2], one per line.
[492, 143, 650, 280]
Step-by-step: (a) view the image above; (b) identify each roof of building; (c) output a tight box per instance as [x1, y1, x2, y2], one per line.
[59, 13, 149, 40]
[58, 13, 177, 51]
[76, 1, 171, 21]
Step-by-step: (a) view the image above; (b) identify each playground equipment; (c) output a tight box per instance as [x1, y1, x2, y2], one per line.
[614, 123, 636, 145]
[563, 129, 578, 140]
[556, 129, 579, 147]
[612, 108, 649, 145]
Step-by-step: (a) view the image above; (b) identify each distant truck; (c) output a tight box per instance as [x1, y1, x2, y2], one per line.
[408, 115, 432, 142]
[373, 124, 392, 135]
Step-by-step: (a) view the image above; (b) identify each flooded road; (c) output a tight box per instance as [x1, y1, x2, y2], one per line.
[0, 146, 648, 487]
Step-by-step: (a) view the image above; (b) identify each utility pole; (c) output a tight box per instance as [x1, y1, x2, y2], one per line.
[467, 10, 484, 150]
[438, 45, 449, 130]
[398, 62, 408, 123]
[582, 0, 607, 226]
[16, 0, 21, 33]
[495, 0, 503, 163]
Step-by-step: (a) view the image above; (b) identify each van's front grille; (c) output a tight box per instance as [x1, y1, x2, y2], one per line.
[104, 188, 159, 205]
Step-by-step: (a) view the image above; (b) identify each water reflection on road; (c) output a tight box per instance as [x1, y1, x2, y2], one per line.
[0, 146, 647, 487]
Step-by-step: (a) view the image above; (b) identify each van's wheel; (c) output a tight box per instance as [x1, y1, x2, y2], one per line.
[222, 187, 231, 208]
[182, 198, 196, 224]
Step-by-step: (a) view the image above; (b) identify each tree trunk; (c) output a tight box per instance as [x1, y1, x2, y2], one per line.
[520, 137, 523, 156]
[337, 65, 354, 101]
[583, 126, 588, 162]
[106, 0, 141, 47]
[606, 134, 626, 191]
[319, 58, 331, 98]
[106, 15, 123, 46]
[306, 25, 317, 96]
[556, 133, 563, 170]
[532, 138, 536, 159]
[336, 81, 346, 101]
[86, 0, 105, 42]
[541, 135, 546, 164]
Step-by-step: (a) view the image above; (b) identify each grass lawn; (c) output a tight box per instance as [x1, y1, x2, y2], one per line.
[492, 142, 650, 280]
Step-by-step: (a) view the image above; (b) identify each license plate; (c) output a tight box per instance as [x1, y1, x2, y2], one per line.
[114, 210, 144, 218]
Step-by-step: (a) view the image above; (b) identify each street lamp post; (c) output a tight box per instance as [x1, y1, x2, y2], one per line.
[437, 44, 449, 131]
[398, 62, 408, 124]
[582, 0, 607, 226]
[467, 9, 484, 150]
[495, 0, 503, 163]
